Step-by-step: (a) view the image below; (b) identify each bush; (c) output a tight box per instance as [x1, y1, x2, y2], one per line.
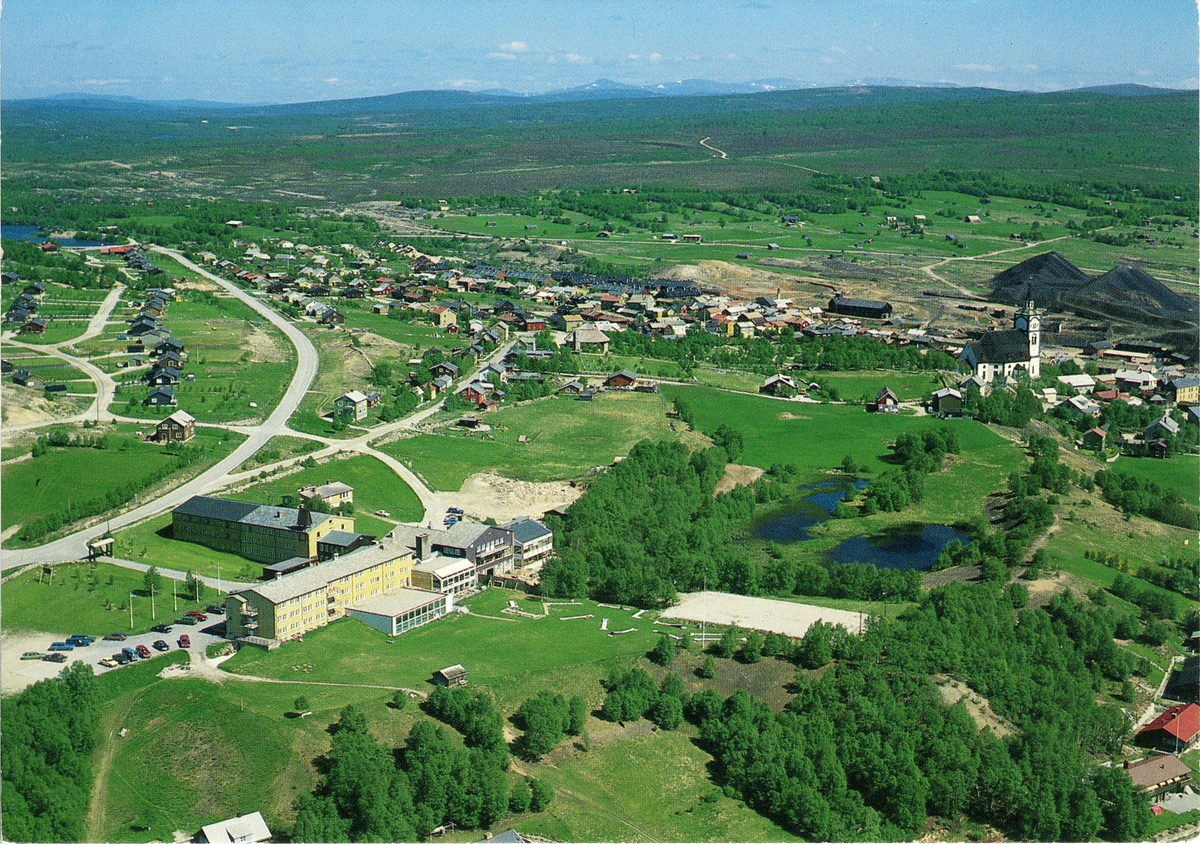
[698, 654, 717, 679]
[508, 776, 531, 813]
[649, 694, 684, 730]
[528, 777, 554, 812]
[649, 635, 675, 666]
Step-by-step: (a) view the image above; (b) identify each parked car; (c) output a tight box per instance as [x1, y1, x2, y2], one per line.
[375, 509, 391, 517]
[186, 611, 208, 621]
[48, 642, 74, 651]
[20, 652, 43, 660]
[69, 634, 94, 642]
[66, 636, 91, 647]
[176, 616, 198, 626]
[152, 639, 170, 651]
[151, 624, 173, 634]
[114, 652, 133, 665]
[205, 604, 225, 615]
[99, 658, 119, 668]
[135, 644, 152, 659]
[42, 653, 68, 663]
[177, 634, 191, 648]
[103, 632, 127, 641]
[122, 647, 138, 660]
[448, 507, 464, 515]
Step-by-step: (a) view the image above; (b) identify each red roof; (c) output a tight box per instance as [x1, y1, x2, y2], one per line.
[1140, 703, 1200, 743]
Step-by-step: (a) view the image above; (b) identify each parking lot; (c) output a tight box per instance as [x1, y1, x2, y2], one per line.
[2, 619, 228, 693]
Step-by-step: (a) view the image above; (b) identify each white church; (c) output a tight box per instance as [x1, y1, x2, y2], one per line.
[958, 301, 1042, 384]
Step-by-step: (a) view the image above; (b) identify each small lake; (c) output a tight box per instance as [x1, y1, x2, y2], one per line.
[750, 479, 969, 571]
[828, 524, 972, 571]
[2, 224, 102, 247]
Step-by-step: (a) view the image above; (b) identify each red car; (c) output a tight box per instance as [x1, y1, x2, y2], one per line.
[135, 644, 152, 659]
[177, 634, 191, 648]
[186, 611, 208, 621]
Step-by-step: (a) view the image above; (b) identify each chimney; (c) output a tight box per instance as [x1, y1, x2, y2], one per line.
[416, 533, 430, 561]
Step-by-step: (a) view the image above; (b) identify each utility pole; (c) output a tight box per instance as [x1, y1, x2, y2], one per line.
[173, 578, 178, 612]
[217, 561, 222, 598]
[129, 592, 134, 630]
[151, 584, 156, 620]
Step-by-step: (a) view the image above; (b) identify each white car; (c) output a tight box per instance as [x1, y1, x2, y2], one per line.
[374, 509, 390, 518]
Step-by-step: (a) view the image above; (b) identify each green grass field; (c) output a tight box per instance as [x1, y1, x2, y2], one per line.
[379, 391, 695, 490]
[225, 453, 424, 522]
[1107, 453, 1199, 503]
[112, 512, 268, 583]
[0, 425, 244, 536]
[233, 435, 324, 471]
[1, 562, 214, 636]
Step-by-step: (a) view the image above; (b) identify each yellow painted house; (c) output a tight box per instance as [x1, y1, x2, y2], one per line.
[225, 541, 414, 642]
[172, 495, 354, 564]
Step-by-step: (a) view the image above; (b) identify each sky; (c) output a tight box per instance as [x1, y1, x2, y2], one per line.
[3, 0, 1197, 104]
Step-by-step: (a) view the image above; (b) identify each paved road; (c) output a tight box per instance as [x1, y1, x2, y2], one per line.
[0, 249, 319, 569]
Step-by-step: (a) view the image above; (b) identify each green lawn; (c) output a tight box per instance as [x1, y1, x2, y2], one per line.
[225, 590, 661, 710]
[234, 435, 324, 471]
[1, 425, 244, 536]
[379, 391, 693, 490]
[1, 562, 214, 636]
[1107, 453, 1199, 503]
[113, 512, 267, 583]
[225, 453, 424, 522]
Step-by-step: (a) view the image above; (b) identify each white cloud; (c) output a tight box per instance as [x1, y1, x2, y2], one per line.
[648, 52, 663, 62]
[488, 52, 518, 60]
[565, 53, 590, 64]
[954, 63, 998, 73]
[627, 53, 640, 60]
[448, 79, 479, 88]
[828, 45, 846, 55]
[820, 56, 835, 65]
[499, 41, 528, 53]
[80, 78, 129, 86]
[326, 77, 340, 84]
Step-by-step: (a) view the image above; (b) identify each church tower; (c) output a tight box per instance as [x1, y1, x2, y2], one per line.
[1014, 300, 1041, 378]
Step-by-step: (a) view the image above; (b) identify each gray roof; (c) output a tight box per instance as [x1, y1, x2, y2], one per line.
[500, 517, 552, 545]
[413, 556, 476, 578]
[174, 496, 259, 523]
[965, 330, 1031, 364]
[434, 520, 492, 550]
[318, 530, 362, 548]
[349, 587, 446, 618]
[246, 539, 411, 605]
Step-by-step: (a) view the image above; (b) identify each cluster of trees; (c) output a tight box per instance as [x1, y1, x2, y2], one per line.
[601, 668, 685, 731]
[964, 384, 1043, 428]
[31, 427, 110, 456]
[542, 439, 760, 606]
[792, 334, 957, 372]
[18, 441, 212, 542]
[1108, 572, 1180, 625]
[1, 663, 99, 842]
[692, 583, 1149, 841]
[1094, 469, 1197, 529]
[423, 686, 508, 760]
[512, 692, 588, 760]
[1, 240, 122, 289]
[292, 706, 551, 842]
[1128, 556, 1199, 602]
[860, 427, 959, 514]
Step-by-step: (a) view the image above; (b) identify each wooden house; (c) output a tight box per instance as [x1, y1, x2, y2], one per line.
[156, 410, 196, 443]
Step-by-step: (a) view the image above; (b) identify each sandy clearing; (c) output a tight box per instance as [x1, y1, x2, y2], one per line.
[713, 463, 764, 496]
[1, 629, 75, 694]
[243, 326, 289, 363]
[436, 472, 582, 523]
[934, 676, 1014, 737]
[661, 591, 864, 638]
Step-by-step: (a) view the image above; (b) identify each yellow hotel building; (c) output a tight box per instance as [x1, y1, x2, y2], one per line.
[225, 540, 414, 643]
[172, 495, 354, 564]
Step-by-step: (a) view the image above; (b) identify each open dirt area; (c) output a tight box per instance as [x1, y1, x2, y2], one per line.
[661, 591, 864, 638]
[1, 384, 81, 428]
[434, 472, 582, 523]
[933, 675, 1015, 737]
[243, 326, 289, 363]
[1, 629, 74, 694]
[713, 463, 764, 496]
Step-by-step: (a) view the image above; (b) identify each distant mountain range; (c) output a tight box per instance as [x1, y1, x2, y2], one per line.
[12, 80, 1189, 112]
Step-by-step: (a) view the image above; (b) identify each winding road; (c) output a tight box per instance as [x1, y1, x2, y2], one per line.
[0, 248, 320, 569]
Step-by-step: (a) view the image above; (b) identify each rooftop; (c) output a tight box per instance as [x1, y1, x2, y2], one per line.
[1124, 754, 1192, 790]
[242, 539, 411, 605]
[499, 517, 552, 545]
[349, 587, 446, 618]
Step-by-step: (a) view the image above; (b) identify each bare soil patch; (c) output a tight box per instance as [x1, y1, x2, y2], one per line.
[441, 472, 583, 523]
[1, 384, 79, 427]
[713, 463, 764, 496]
[243, 327, 288, 363]
[172, 278, 219, 293]
[662, 591, 864, 637]
[933, 675, 1015, 737]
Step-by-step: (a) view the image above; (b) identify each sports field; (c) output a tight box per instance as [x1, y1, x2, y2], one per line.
[660, 591, 864, 637]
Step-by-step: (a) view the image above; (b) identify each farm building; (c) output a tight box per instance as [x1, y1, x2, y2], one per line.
[433, 665, 469, 688]
[871, 386, 900, 413]
[195, 811, 271, 844]
[1081, 426, 1108, 451]
[930, 387, 963, 416]
[965, 215, 983, 224]
[826, 294, 892, 321]
[760, 374, 799, 397]
[1137, 703, 1200, 753]
[566, 324, 611, 354]
[334, 390, 369, 421]
[298, 481, 354, 508]
[605, 369, 638, 389]
[155, 410, 196, 444]
[224, 539, 414, 644]
[173, 495, 355, 565]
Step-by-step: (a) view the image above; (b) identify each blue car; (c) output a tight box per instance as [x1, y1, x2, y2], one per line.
[48, 642, 74, 651]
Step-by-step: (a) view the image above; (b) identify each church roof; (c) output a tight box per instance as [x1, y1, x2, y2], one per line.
[966, 330, 1031, 364]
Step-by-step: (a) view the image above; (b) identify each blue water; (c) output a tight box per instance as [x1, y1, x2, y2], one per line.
[751, 478, 968, 571]
[2, 224, 102, 247]
[829, 524, 971, 571]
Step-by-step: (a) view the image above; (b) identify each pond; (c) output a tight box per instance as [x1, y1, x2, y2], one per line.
[828, 523, 972, 571]
[2, 223, 102, 247]
[750, 478, 970, 571]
